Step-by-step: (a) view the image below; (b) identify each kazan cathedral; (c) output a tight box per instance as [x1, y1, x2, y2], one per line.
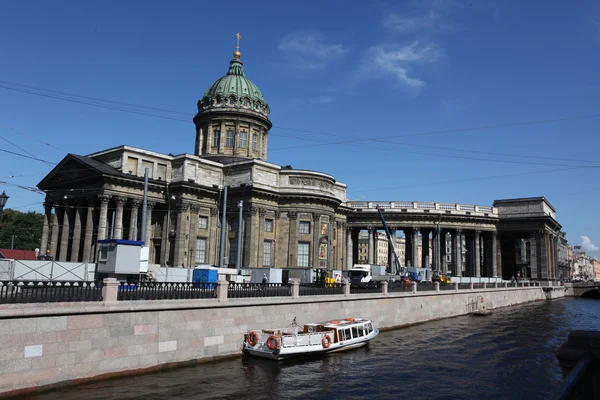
[37, 39, 564, 282]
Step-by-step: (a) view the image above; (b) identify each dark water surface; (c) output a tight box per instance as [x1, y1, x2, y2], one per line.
[25, 298, 600, 400]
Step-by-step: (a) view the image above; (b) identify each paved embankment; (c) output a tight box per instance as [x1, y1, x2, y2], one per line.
[0, 285, 556, 397]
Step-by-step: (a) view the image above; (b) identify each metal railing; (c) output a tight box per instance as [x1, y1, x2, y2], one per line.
[117, 282, 216, 301]
[0, 280, 102, 304]
[227, 282, 291, 298]
[299, 283, 343, 296]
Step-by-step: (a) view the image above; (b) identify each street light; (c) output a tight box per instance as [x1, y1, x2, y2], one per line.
[0, 191, 8, 218]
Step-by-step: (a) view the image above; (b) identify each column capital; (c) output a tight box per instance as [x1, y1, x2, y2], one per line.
[176, 201, 190, 212]
[287, 211, 297, 220]
[43, 202, 53, 212]
[259, 208, 267, 217]
[367, 226, 374, 233]
[493, 230, 498, 237]
[455, 228, 462, 234]
[414, 227, 420, 233]
[190, 204, 201, 213]
[147, 201, 156, 210]
[98, 194, 110, 204]
[114, 196, 127, 206]
[475, 229, 482, 235]
[248, 206, 259, 216]
[274, 211, 281, 220]
[130, 198, 142, 208]
[210, 207, 219, 216]
[312, 213, 321, 222]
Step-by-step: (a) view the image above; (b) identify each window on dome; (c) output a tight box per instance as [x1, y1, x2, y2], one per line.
[228, 97, 235, 106]
[226, 130, 234, 147]
[252, 134, 258, 151]
[243, 99, 249, 107]
[239, 132, 248, 148]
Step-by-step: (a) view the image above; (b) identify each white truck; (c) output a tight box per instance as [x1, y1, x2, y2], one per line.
[348, 264, 398, 288]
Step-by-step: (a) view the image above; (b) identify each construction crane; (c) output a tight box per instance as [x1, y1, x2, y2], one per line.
[375, 205, 405, 275]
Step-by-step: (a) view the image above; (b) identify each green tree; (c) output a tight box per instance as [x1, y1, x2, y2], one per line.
[0, 209, 43, 250]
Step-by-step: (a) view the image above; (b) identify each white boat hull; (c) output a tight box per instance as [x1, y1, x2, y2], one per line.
[242, 318, 379, 361]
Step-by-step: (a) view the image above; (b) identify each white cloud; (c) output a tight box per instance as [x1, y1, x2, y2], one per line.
[365, 42, 442, 89]
[278, 32, 347, 70]
[384, 0, 461, 34]
[580, 236, 600, 252]
[309, 95, 335, 106]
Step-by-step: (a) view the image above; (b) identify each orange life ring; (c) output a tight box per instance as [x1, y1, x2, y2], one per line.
[331, 320, 340, 325]
[266, 335, 279, 350]
[247, 331, 259, 346]
[344, 318, 355, 322]
[322, 335, 332, 349]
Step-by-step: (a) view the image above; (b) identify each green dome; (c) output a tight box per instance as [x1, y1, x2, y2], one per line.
[198, 58, 270, 118]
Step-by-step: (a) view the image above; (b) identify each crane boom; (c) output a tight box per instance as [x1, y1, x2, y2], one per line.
[376, 205, 404, 274]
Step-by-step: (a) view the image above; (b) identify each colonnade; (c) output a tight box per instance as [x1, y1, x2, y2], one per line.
[346, 227, 501, 278]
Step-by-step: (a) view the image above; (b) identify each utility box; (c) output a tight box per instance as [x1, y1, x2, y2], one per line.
[192, 268, 218, 286]
[96, 239, 145, 280]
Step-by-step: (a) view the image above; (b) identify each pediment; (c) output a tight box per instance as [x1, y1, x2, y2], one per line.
[37, 153, 121, 190]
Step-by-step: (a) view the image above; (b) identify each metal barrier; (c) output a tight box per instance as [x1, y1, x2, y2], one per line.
[117, 282, 216, 301]
[227, 282, 291, 298]
[0, 280, 102, 304]
[350, 285, 385, 294]
[299, 283, 344, 296]
[387, 282, 412, 293]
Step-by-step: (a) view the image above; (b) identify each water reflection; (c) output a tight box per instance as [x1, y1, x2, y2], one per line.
[24, 298, 600, 400]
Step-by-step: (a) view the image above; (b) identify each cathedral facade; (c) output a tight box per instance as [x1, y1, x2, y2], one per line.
[37, 46, 349, 271]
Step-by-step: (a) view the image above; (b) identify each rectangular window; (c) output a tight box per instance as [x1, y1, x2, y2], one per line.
[263, 240, 273, 267]
[265, 219, 273, 232]
[198, 216, 208, 229]
[252, 134, 258, 151]
[195, 238, 206, 263]
[229, 239, 237, 266]
[157, 163, 167, 181]
[230, 218, 238, 231]
[226, 130, 234, 147]
[297, 242, 310, 267]
[299, 221, 310, 234]
[141, 160, 154, 178]
[126, 157, 138, 175]
[239, 132, 248, 148]
[212, 129, 220, 147]
[99, 246, 109, 261]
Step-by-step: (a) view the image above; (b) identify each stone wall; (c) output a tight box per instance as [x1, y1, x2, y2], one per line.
[0, 287, 552, 397]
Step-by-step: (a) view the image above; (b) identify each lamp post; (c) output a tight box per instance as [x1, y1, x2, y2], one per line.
[0, 191, 8, 218]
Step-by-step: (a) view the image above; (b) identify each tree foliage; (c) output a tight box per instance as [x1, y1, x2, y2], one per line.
[0, 209, 43, 250]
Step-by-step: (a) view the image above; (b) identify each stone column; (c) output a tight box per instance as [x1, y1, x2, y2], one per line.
[188, 204, 200, 267]
[432, 228, 441, 273]
[173, 202, 189, 267]
[209, 207, 219, 265]
[145, 202, 155, 246]
[245, 207, 259, 268]
[474, 230, 481, 277]
[58, 207, 70, 262]
[412, 228, 420, 269]
[351, 229, 359, 267]
[287, 212, 298, 267]
[40, 203, 52, 256]
[113, 196, 126, 240]
[529, 231, 538, 279]
[440, 231, 448, 274]
[257, 208, 267, 268]
[97, 194, 110, 241]
[552, 234, 559, 279]
[128, 199, 141, 240]
[453, 229, 463, 276]
[70, 202, 83, 262]
[82, 199, 94, 263]
[49, 206, 59, 260]
[421, 229, 430, 269]
[367, 227, 375, 264]
[405, 228, 413, 267]
[538, 231, 548, 280]
[273, 211, 281, 267]
[312, 213, 322, 268]
[346, 227, 353, 270]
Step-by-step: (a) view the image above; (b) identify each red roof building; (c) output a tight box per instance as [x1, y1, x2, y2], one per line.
[0, 249, 37, 260]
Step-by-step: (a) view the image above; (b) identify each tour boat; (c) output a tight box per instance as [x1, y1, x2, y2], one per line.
[242, 317, 379, 360]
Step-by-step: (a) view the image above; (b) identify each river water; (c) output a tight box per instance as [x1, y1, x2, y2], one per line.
[25, 298, 600, 400]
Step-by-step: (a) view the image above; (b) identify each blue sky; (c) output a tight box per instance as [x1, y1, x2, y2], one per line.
[0, 0, 599, 255]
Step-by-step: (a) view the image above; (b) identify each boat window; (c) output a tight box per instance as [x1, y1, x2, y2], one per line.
[345, 328, 352, 339]
[367, 323, 373, 333]
[339, 329, 346, 341]
[357, 326, 364, 337]
[351, 327, 358, 338]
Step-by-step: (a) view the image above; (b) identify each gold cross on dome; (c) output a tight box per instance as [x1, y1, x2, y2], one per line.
[235, 32, 242, 52]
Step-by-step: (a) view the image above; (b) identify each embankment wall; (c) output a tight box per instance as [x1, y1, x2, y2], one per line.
[0, 286, 553, 397]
